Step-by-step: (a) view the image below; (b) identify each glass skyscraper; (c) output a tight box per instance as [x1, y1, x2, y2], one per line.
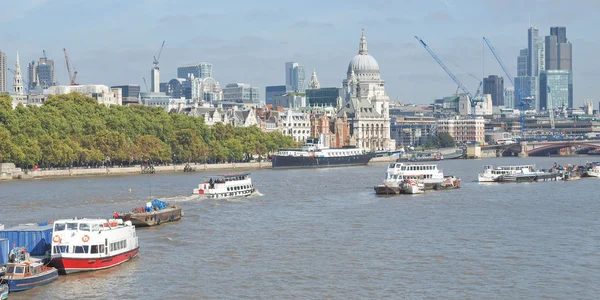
[539, 70, 570, 110]
[177, 63, 212, 79]
[285, 62, 305, 92]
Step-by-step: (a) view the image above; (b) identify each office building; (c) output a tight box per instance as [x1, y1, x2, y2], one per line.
[544, 26, 573, 108]
[551, 26, 567, 43]
[165, 78, 192, 99]
[437, 116, 485, 143]
[483, 75, 504, 107]
[0, 50, 6, 92]
[191, 76, 223, 103]
[48, 85, 122, 106]
[504, 87, 515, 109]
[28, 52, 56, 89]
[111, 85, 141, 105]
[540, 70, 570, 110]
[517, 48, 528, 77]
[527, 27, 541, 76]
[265, 85, 289, 105]
[306, 87, 341, 107]
[223, 83, 259, 104]
[285, 62, 305, 92]
[177, 63, 212, 79]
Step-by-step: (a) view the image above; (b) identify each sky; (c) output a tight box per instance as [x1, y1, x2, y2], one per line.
[1, 0, 599, 107]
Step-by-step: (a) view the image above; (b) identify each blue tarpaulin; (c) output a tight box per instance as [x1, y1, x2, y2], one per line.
[0, 223, 53, 256]
[0, 238, 8, 265]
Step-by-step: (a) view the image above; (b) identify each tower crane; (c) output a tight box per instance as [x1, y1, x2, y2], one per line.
[415, 36, 483, 118]
[153, 40, 165, 68]
[63, 48, 78, 85]
[482, 37, 530, 134]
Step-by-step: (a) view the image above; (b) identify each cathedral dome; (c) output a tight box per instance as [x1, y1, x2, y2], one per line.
[347, 29, 380, 76]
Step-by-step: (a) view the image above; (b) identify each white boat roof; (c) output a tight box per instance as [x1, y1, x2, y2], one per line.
[53, 218, 109, 224]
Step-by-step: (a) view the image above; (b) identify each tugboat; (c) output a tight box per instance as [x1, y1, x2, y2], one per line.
[0, 247, 58, 292]
[193, 172, 257, 199]
[116, 199, 183, 227]
[50, 218, 139, 274]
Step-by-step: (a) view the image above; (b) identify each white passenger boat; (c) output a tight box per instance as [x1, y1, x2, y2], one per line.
[193, 172, 256, 199]
[374, 163, 460, 194]
[585, 162, 600, 178]
[50, 218, 139, 274]
[478, 165, 540, 182]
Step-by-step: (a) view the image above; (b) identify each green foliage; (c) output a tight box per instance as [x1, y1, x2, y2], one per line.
[0, 92, 295, 168]
[421, 132, 456, 149]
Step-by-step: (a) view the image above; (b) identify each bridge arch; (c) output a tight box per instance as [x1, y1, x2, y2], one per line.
[527, 142, 600, 156]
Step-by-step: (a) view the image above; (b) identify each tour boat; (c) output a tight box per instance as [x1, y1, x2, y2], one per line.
[271, 134, 374, 169]
[478, 165, 539, 182]
[400, 179, 425, 194]
[50, 218, 139, 274]
[374, 163, 460, 194]
[585, 162, 600, 178]
[1, 247, 58, 292]
[116, 199, 183, 227]
[193, 172, 256, 199]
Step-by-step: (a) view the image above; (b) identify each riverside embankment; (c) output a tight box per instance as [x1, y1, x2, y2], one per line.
[0, 161, 272, 181]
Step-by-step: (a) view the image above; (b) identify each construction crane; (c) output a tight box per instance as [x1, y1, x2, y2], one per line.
[415, 36, 483, 118]
[153, 40, 165, 68]
[482, 37, 530, 134]
[63, 48, 78, 85]
[143, 77, 149, 92]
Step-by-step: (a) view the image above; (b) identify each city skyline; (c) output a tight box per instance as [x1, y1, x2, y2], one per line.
[1, 0, 599, 107]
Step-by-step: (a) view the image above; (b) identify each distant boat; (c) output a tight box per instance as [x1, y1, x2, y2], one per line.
[1, 247, 58, 292]
[116, 199, 183, 227]
[397, 151, 443, 162]
[193, 172, 257, 199]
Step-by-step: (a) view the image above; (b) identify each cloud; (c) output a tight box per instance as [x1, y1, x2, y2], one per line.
[424, 11, 453, 22]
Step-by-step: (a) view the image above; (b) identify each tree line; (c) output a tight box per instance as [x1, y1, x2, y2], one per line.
[0, 93, 296, 168]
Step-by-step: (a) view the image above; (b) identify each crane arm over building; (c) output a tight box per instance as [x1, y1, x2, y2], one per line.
[483, 37, 528, 133]
[153, 41, 165, 68]
[63, 48, 78, 85]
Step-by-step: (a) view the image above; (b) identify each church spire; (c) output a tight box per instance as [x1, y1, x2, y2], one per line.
[309, 68, 320, 90]
[13, 50, 24, 95]
[359, 28, 368, 55]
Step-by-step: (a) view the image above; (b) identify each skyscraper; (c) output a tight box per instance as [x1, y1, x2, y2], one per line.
[28, 51, 55, 89]
[542, 26, 573, 108]
[0, 50, 6, 93]
[517, 48, 528, 76]
[285, 62, 305, 92]
[527, 27, 540, 76]
[483, 75, 504, 107]
[151, 67, 159, 93]
[177, 63, 212, 79]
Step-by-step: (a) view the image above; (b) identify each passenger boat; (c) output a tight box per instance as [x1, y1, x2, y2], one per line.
[50, 218, 139, 274]
[193, 172, 256, 199]
[585, 162, 600, 178]
[116, 199, 182, 227]
[397, 151, 443, 162]
[400, 179, 425, 194]
[478, 165, 538, 182]
[374, 163, 460, 194]
[271, 134, 374, 169]
[0, 283, 7, 299]
[0, 247, 58, 292]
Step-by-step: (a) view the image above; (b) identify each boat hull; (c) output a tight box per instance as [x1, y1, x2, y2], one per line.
[119, 206, 182, 227]
[50, 247, 139, 275]
[374, 184, 401, 195]
[4, 268, 58, 292]
[272, 153, 375, 169]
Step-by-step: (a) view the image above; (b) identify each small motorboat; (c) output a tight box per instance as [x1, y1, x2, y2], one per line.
[400, 179, 425, 194]
[1, 247, 58, 292]
[117, 199, 183, 227]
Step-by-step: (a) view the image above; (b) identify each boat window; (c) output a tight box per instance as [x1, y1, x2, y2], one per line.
[53, 245, 68, 253]
[15, 266, 25, 274]
[91, 245, 99, 254]
[79, 223, 90, 231]
[54, 223, 66, 231]
[74, 246, 89, 254]
[6, 266, 15, 273]
[92, 224, 100, 231]
[99, 245, 104, 253]
[67, 223, 78, 230]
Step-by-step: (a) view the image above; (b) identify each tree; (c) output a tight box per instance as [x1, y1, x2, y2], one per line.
[437, 132, 456, 148]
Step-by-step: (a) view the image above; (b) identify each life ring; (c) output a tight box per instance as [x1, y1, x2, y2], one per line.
[53, 235, 61, 243]
[82, 235, 90, 243]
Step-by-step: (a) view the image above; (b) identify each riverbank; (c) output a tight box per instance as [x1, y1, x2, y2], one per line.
[0, 162, 272, 181]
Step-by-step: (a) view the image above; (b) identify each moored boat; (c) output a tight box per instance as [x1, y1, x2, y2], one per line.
[1, 247, 58, 292]
[432, 176, 461, 190]
[585, 162, 600, 178]
[400, 179, 425, 194]
[478, 165, 539, 182]
[50, 218, 139, 274]
[1, 283, 7, 299]
[271, 134, 374, 169]
[193, 172, 256, 199]
[116, 199, 182, 227]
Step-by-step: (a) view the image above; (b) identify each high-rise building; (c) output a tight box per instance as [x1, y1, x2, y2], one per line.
[28, 52, 55, 89]
[151, 67, 159, 93]
[504, 87, 515, 109]
[223, 83, 259, 103]
[285, 62, 305, 92]
[0, 50, 6, 92]
[514, 76, 537, 110]
[177, 63, 212, 79]
[543, 26, 573, 108]
[483, 75, 504, 107]
[265, 85, 289, 105]
[527, 27, 540, 76]
[517, 48, 528, 76]
[550, 26, 567, 43]
[539, 70, 570, 110]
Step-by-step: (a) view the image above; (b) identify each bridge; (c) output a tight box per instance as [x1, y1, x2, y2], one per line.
[483, 140, 600, 157]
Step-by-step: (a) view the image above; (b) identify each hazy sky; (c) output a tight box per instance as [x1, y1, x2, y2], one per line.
[1, 0, 599, 106]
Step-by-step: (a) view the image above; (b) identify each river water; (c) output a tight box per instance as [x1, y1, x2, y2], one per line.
[1, 156, 599, 299]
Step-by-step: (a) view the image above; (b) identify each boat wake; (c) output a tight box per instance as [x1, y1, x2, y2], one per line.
[156, 194, 204, 203]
